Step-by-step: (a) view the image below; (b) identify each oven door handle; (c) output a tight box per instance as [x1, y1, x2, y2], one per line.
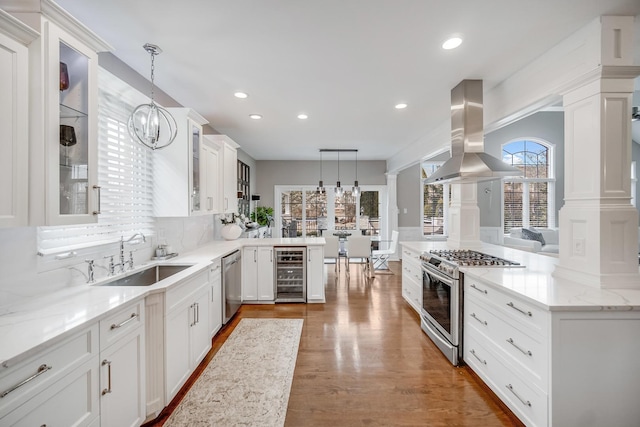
[422, 265, 455, 286]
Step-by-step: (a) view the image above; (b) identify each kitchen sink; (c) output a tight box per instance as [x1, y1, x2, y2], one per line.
[99, 264, 192, 287]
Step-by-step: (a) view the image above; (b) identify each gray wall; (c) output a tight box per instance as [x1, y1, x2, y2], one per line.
[397, 164, 421, 227]
[255, 160, 387, 208]
[633, 140, 640, 224]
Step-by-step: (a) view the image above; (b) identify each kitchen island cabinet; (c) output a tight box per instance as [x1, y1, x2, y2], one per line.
[306, 245, 325, 303]
[400, 246, 422, 314]
[242, 246, 274, 302]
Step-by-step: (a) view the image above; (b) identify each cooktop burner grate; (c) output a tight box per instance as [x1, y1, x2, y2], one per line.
[422, 249, 522, 267]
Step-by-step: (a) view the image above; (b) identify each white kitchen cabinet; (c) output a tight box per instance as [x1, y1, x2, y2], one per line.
[205, 135, 240, 214]
[306, 245, 325, 302]
[242, 246, 274, 302]
[202, 136, 223, 214]
[400, 247, 422, 314]
[0, 11, 37, 227]
[154, 108, 209, 217]
[11, 0, 112, 226]
[0, 323, 100, 426]
[463, 274, 640, 427]
[99, 300, 145, 427]
[165, 269, 211, 403]
[209, 259, 223, 338]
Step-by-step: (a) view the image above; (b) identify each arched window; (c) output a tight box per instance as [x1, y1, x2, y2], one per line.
[502, 139, 555, 233]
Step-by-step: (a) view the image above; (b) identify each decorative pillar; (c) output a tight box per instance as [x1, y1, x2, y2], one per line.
[386, 173, 398, 241]
[553, 16, 640, 289]
[447, 183, 482, 248]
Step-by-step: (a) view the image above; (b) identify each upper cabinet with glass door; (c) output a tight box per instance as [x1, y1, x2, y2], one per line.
[154, 108, 209, 217]
[2, 0, 112, 225]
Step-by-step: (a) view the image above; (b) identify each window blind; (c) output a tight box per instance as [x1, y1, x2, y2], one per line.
[38, 69, 154, 253]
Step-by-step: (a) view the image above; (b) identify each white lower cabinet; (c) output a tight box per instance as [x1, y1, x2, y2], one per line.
[400, 247, 422, 314]
[209, 259, 223, 338]
[165, 269, 212, 403]
[99, 300, 146, 427]
[242, 246, 274, 302]
[306, 246, 325, 302]
[0, 324, 100, 426]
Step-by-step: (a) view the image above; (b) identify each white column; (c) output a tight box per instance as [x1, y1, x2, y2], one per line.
[447, 183, 482, 248]
[553, 17, 640, 289]
[385, 173, 398, 240]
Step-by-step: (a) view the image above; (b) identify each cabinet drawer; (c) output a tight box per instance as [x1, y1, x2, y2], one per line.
[401, 247, 420, 263]
[402, 275, 422, 314]
[464, 276, 548, 335]
[401, 259, 422, 283]
[464, 334, 548, 427]
[99, 300, 144, 349]
[0, 323, 98, 415]
[465, 298, 548, 387]
[0, 357, 99, 427]
[166, 269, 209, 313]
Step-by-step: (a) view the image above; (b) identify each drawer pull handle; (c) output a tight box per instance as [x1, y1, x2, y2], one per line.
[470, 349, 487, 365]
[102, 360, 112, 395]
[471, 312, 487, 326]
[110, 313, 138, 330]
[507, 302, 532, 317]
[470, 283, 488, 294]
[0, 364, 52, 398]
[506, 383, 532, 407]
[507, 338, 532, 356]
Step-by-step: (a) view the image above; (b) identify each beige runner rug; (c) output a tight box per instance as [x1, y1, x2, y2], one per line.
[165, 318, 304, 427]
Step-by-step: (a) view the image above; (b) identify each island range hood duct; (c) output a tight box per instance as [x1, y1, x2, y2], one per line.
[424, 80, 522, 184]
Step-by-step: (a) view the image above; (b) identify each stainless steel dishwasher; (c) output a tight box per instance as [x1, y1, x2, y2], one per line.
[222, 250, 242, 324]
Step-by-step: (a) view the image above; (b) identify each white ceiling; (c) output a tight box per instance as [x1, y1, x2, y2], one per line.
[55, 0, 640, 161]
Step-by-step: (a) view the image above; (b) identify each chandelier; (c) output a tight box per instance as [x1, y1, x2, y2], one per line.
[127, 43, 177, 150]
[319, 149, 359, 197]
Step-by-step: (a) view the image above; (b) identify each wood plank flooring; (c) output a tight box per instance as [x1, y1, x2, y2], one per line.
[145, 261, 524, 426]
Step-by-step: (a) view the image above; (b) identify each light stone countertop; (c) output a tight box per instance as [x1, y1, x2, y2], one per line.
[401, 241, 640, 311]
[0, 237, 324, 367]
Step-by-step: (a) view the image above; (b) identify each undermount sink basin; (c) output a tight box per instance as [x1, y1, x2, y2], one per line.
[100, 265, 192, 287]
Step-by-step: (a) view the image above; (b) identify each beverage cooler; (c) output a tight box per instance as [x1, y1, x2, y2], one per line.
[274, 247, 306, 302]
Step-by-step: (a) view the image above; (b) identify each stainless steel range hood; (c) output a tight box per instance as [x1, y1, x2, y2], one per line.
[424, 80, 522, 184]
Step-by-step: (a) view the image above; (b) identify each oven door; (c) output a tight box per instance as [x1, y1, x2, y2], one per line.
[421, 265, 459, 347]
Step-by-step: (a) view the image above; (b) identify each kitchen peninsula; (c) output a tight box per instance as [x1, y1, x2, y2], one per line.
[401, 240, 640, 427]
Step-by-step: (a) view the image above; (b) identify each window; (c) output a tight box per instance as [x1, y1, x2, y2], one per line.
[38, 69, 155, 254]
[502, 139, 554, 233]
[276, 186, 385, 238]
[421, 163, 449, 237]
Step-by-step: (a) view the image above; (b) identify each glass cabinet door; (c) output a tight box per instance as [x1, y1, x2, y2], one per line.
[45, 21, 101, 225]
[191, 122, 201, 213]
[59, 41, 90, 217]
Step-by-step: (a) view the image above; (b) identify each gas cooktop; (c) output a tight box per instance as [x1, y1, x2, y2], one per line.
[420, 249, 524, 277]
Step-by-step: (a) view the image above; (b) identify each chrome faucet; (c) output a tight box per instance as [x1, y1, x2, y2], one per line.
[85, 259, 95, 283]
[120, 233, 146, 272]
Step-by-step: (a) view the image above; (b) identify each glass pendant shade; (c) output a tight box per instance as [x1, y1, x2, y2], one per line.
[335, 181, 344, 196]
[352, 180, 360, 196]
[128, 43, 177, 150]
[317, 180, 325, 194]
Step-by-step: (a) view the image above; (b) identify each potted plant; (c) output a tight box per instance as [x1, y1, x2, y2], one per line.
[251, 206, 274, 227]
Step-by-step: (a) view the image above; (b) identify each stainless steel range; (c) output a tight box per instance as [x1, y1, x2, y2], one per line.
[419, 249, 523, 365]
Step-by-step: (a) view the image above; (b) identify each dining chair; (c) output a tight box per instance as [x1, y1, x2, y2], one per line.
[323, 235, 341, 271]
[372, 230, 399, 271]
[345, 235, 372, 276]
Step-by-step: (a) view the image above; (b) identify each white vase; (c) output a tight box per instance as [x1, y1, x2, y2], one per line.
[221, 223, 242, 240]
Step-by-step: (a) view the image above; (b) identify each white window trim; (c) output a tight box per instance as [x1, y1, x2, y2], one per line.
[501, 137, 555, 232]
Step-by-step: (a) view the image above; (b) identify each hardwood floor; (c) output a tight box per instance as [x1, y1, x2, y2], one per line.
[146, 261, 524, 426]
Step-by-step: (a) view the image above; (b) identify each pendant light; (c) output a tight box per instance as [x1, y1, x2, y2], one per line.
[335, 151, 344, 196]
[352, 150, 360, 196]
[127, 43, 178, 150]
[317, 151, 325, 194]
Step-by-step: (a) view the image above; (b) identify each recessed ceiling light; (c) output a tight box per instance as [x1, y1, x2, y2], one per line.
[442, 37, 463, 50]
[249, 114, 262, 120]
[234, 92, 248, 99]
[297, 114, 308, 119]
[395, 103, 408, 109]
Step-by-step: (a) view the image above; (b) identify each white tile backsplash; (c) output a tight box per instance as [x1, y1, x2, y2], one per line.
[0, 215, 224, 310]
